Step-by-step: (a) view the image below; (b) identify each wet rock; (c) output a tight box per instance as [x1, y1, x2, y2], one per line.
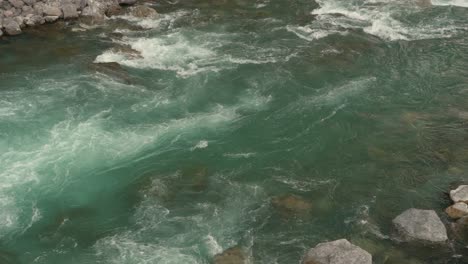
[104, 3, 121, 16]
[450, 185, 468, 203]
[118, 0, 136, 5]
[272, 194, 312, 214]
[214, 246, 247, 264]
[110, 43, 142, 59]
[129, 5, 158, 18]
[43, 5, 62, 17]
[44, 15, 59, 23]
[392, 208, 448, 243]
[3, 18, 21, 35]
[0, 29, 3, 37]
[303, 239, 372, 264]
[446, 202, 468, 219]
[89, 62, 133, 84]
[62, 4, 78, 19]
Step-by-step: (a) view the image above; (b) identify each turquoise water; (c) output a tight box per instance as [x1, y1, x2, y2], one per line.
[1, 0, 468, 263]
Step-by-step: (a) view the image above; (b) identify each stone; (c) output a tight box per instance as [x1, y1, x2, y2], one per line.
[110, 43, 142, 59]
[44, 15, 58, 23]
[129, 5, 158, 18]
[21, 5, 34, 15]
[450, 185, 468, 203]
[13, 15, 24, 28]
[3, 18, 22, 35]
[104, 3, 121, 16]
[303, 239, 372, 264]
[272, 195, 312, 213]
[22, 0, 35, 6]
[24, 14, 44, 26]
[214, 246, 247, 264]
[392, 208, 448, 243]
[8, 0, 24, 8]
[62, 4, 78, 19]
[3, 9, 14, 17]
[117, 0, 136, 5]
[0, 29, 3, 37]
[446, 202, 468, 219]
[43, 5, 62, 16]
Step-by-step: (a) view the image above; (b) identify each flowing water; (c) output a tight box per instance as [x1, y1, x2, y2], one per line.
[1, 0, 468, 263]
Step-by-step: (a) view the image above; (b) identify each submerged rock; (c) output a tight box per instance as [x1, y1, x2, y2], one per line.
[110, 43, 142, 59]
[214, 246, 247, 264]
[89, 62, 133, 84]
[446, 202, 468, 219]
[272, 194, 312, 214]
[450, 185, 468, 203]
[302, 239, 372, 264]
[392, 208, 448, 243]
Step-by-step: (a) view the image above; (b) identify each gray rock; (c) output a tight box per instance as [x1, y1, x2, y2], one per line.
[22, 0, 35, 6]
[303, 239, 372, 264]
[393, 208, 448, 243]
[21, 5, 34, 15]
[44, 15, 58, 22]
[117, 0, 136, 5]
[62, 4, 78, 19]
[24, 14, 44, 26]
[450, 185, 468, 203]
[3, 9, 14, 17]
[43, 5, 62, 16]
[13, 15, 24, 28]
[128, 5, 158, 18]
[8, 0, 24, 8]
[3, 18, 22, 35]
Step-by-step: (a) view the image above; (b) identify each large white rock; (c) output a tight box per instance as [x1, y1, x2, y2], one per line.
[302, 239, 372, 264]
[450, 185, 468, 203]
[393, 208, 448, 243]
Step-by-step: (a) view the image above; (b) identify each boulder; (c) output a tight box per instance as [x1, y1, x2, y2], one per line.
[3, 9, 14, 17]
[8, 0, 24, 8]
[303, 239, 372, 264]
[13, 15, 25, 28]
[43, 5, 62, 17]
[214, 246, 247, 264]
[129, 5, 158, 18]
[392, 208, 448, 243]
[450, 185, 468, 203]
[117, 0, 136, 5]
[446, 202, 468, 219]
[104, 3, 121, 16]
[62, 4, 78, 19]
[3, 18, 22, 35]
[21, 5, 34, 15]
[44, 15, 59, 23]
[22, 0, 35, 6]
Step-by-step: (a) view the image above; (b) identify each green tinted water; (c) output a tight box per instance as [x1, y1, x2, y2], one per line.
[1, 0, 468, 263]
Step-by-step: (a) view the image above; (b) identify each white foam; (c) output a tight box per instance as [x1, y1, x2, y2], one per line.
[191, 140, 209, 151]
[431, 0, 468, 7]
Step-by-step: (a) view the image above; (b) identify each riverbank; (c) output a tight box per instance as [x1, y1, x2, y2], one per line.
[0, 0, 140, 37]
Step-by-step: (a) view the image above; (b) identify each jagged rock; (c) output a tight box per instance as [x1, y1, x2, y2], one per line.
[446, 202, 468, 219]
[43, 5, 62, 17]
[392, 208, 448, 243]
[272, 194, 312, 214]
[117, 0, 136, 5]
[3, 18, 21, 35]
[450, 185, 468, 203]
[303, 239, 372, 264]
[129, 5, 157, 18]
[8, 0, 24, 9]
[62, 4, 78, 19]
[214, 246, 247, 264]
[44, 15, 58, 22]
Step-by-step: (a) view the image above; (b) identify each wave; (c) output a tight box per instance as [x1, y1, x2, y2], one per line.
[287, 0, 463, 41]
[431, 0, 468, 7]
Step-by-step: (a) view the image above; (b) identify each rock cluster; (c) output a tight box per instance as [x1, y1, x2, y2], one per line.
[0, 0, 131, 37]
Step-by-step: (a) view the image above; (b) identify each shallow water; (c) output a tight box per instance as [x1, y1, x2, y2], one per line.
[1, 0, 468, 263]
